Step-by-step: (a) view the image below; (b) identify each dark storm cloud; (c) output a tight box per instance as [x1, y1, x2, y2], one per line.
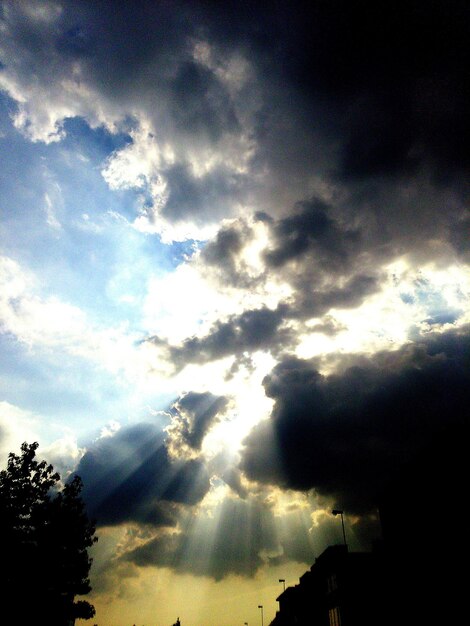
[292, 273, 381, 321]
[241, 326, 470, 513]
[249, 1, 468, 256]
[167, 391, 229, 452]
[76, 422, 210, 527]
[450, 215, 470, 262]
[264, 199, 361, 272]
[270, 0, 470, 181]
[167, 60, 240, 141]
[56, 25, 94, 58]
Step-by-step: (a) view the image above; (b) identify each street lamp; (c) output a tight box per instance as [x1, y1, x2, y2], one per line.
[258, 605, 264, 626]
[332, 509, 347, 547]
[278, 579, 286, 593]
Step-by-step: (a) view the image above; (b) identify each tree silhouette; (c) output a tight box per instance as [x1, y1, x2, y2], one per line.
[0, 442, 98, 626]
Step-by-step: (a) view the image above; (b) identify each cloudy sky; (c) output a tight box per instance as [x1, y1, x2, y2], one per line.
[0, 1, 469, 625]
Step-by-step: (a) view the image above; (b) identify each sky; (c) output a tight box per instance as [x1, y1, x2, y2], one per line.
[0, 1, 469, 625]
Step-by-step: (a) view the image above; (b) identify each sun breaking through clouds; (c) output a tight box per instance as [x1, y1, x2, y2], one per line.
[0, 1, 469, 625]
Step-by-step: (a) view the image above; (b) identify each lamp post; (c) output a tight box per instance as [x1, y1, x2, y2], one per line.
[279, 579, 286, 593]
[258, 605, 264, 626]
[332, 509, 347, 547]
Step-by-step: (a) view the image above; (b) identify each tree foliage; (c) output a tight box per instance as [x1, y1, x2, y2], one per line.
[0, 442, 98, 626]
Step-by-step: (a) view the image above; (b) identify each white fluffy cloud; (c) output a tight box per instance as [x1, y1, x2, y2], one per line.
[0, 255, 148, 382]
[0, 401, 39, 464]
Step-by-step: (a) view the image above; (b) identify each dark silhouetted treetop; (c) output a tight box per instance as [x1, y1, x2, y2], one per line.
[0, 442, 98, 626]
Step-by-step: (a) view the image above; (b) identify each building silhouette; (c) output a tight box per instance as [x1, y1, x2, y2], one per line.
[376, 420, 468, 626]
[270, 544, 383, 626]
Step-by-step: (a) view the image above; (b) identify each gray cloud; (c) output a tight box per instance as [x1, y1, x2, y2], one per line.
[145, 266, 379, 373]
[290, 273, 381, 321]
[264, 199, 361, 272]
[148, 305, 295, 372]
[308, 316, 347, 337]
[143, 198, 384, 374]
[76, 422, 211, 528]
[450, 215, 470, 262]
[197, 200, 382, 323]
[160, 163, 248, 225]
[200, 218, 259, 288]
[224, 352, 256, 381]
[241, 326, 470, 513]
[166, 391, 229, 453]
[167, 60, 240, 141]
